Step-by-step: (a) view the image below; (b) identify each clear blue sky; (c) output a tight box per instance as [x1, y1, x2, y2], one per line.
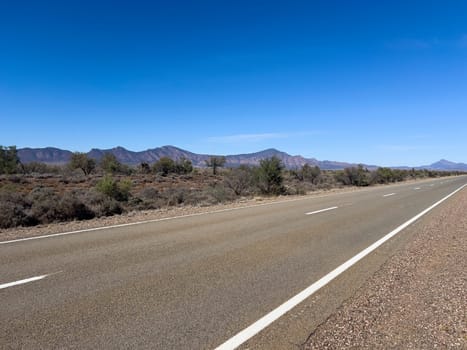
[1, 1, 466, 166]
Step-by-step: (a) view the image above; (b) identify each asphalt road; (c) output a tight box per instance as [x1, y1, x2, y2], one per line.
[1, 176, 466, 349]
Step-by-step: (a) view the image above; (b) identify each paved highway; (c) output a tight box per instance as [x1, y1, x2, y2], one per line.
[1, 176, 466, 349]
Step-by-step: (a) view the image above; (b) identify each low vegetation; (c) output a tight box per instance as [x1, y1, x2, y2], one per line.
[0, 145, 464, 229]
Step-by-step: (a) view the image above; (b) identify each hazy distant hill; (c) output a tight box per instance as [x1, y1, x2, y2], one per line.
[16, 146, 466, 171]
[422, 159, 467, 171]
[17, 146, 365, 169]
[17, 147, 73, 164]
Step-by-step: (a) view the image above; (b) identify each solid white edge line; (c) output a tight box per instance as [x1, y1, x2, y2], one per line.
[0, 274, 49, 290]
[383, 193, 396, 197]
[305, 206, 338, 215]
[214, 183, 467, 350]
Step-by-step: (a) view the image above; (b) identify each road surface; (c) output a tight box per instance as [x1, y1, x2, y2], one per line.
[1, 176, 466, 349]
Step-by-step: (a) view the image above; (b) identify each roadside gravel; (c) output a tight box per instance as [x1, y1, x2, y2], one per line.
[305, 188, 467, 349]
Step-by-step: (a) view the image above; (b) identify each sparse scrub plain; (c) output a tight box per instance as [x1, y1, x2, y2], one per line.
[0, 149, 464, 230]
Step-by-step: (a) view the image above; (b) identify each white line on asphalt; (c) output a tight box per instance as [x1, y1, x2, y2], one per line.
[414, 187, 421, 190]
[0, 187, 380, 245]
[305, 206, 338, 215]
[1, 178, 464, 245]
[215, 183, 467, 350]
[383, 193, 396, 197]
[0, 274, 49, 290]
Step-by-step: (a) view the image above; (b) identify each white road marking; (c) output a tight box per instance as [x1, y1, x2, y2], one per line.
[215, 183, 467, 350]
[305, 206, 338, 215]
[414, 187, 421, 190]
[0, 191, 368, 245]
[0, 178, 463, 246]
[0, 274, 49, 290]
[383, 193, 396, 197]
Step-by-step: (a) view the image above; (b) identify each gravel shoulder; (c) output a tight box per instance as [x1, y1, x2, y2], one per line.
[305, 187, 467, 349]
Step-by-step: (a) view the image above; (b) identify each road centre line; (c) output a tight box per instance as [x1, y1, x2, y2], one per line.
[0, 274, 49, 290]
[383, 193, 396, 197]
[215, 183, 467, 350]
[305, 206, 338, 215]
[414, 187, 421, 190]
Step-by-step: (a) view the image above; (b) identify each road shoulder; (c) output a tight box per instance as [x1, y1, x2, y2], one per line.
[305, 187, 467, 349]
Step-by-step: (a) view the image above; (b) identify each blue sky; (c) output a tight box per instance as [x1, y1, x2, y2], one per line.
[1, 1, 466, 166]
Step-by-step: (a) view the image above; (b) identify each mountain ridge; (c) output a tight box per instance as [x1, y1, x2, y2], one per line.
[16, 146, 467, 171]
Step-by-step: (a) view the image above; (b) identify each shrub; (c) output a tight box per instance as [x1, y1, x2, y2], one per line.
[100, 153, 123, 174]
[57, 192, 95, 221]
[254, 157, 285, 195]
[84, 190, 123, 217]
[204, 183, 235, 204]
[95, 175, 131, 201]
[69, 152, 96, 176]
[0, 191, 36, 228]
[0, 146, 20, 174]
[224, 166, 254, 196]
[205, 156, 226, 175]
[152, 157, 176, 176]
[21, 162, 62, 175]
[337, 165, 371, 186]
[174, 158, 193, 174]
[139, 162, 151, 174]
[163, 188, 187, 206]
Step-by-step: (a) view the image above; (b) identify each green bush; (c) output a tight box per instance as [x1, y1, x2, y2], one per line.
[254, 157, 285, 195]
[152, 157, 176, 176]
[0, 146, 20, 174]
[95, 175, 131, 201]
[100, 153, 123, 174]
[69, 152, 96, 176]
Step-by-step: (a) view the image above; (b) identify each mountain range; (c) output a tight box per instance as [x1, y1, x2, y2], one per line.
[16, 146, 467, 171]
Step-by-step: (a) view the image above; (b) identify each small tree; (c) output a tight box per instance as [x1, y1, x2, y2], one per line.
[174, 158, 193, 174]
[139, 162, 151, 174]
[224, 165, 254, 196]
[255, 156, 285, 195]
[100, 153, 122, 174]
[301, 164, 321, 183]
[69, 152, 95, 176]
[206, 156, 226, 175]
[0, 146, 20, 174]
[340, 165, 370, 186]
[152, 157, 175, 176]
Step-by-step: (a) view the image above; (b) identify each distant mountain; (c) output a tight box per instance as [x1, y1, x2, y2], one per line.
[16, 146, 366, 170]
[18, 147, 73, 164]
[16, 146, 465, 171]
[422, 159, 467, 171]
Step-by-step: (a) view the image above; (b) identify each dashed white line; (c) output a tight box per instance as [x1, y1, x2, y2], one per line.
[383, 193, 396, 197]
[215, 183, 467, 350]
[414, 187, 421, 190]
[0, 192, 354, 245]
[0, 274, 49, 290]
[305, 206, 338, 215]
